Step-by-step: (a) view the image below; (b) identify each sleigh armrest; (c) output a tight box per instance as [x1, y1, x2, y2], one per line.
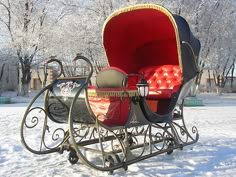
[94, 66, 139, 96]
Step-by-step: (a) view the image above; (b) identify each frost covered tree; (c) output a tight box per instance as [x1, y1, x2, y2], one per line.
[48, 0, 138, 75]
[0, 0, 235, 94]
[188, 0, 236, 94]
[139, 0, 236, 94]
[0, 0, 65, 96]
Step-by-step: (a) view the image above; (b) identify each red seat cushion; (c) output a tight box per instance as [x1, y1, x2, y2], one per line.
[139, 65, 182, 99]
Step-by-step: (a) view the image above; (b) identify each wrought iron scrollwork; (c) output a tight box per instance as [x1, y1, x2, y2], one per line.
[22, 105, 69, 153]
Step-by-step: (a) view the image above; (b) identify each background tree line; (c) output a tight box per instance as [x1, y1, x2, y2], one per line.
[0, 0, 235, 96]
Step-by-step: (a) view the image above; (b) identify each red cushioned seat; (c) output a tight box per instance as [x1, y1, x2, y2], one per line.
[139, 65, 182, 99]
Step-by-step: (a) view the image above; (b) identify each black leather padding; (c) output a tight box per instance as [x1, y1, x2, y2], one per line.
[96, 67, 127, 88]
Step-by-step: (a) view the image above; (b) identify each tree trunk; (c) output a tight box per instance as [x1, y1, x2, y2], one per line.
[20, 82, 30, 97]
[18, 61, 31, 96]
[0, 64, 6, 96]
[217, 86, 222, 96]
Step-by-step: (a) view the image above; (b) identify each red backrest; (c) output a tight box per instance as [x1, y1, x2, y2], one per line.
[139, 65, 182, 92]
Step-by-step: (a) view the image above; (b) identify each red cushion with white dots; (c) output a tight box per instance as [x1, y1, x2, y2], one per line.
[139, 65, 182, 99]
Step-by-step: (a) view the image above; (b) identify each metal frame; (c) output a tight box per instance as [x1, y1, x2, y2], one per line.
[20, 54, 198, 173]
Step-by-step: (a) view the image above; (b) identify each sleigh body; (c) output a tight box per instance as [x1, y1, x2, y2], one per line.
[21, 4, 200, 173]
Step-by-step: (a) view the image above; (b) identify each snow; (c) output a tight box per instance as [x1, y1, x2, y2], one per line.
[0, 92, 236, 177]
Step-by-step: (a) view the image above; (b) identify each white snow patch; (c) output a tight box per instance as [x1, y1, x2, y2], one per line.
[0, 92, 236, 176]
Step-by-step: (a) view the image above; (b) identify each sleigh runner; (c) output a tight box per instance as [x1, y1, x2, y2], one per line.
[20, 4, 200, 173]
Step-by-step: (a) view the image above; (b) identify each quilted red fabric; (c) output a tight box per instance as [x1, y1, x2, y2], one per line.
[139, 65, 182, 99]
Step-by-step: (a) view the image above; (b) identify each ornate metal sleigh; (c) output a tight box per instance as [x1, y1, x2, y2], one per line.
[20, 4, 200, 173]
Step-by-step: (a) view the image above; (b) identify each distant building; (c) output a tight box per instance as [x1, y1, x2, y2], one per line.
[19, 64, 55, 91]
[0, 54, 18, 92]
[198, 67, 236, 93]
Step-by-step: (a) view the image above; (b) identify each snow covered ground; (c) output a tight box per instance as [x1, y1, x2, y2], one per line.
[0, 92, 236, 177]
